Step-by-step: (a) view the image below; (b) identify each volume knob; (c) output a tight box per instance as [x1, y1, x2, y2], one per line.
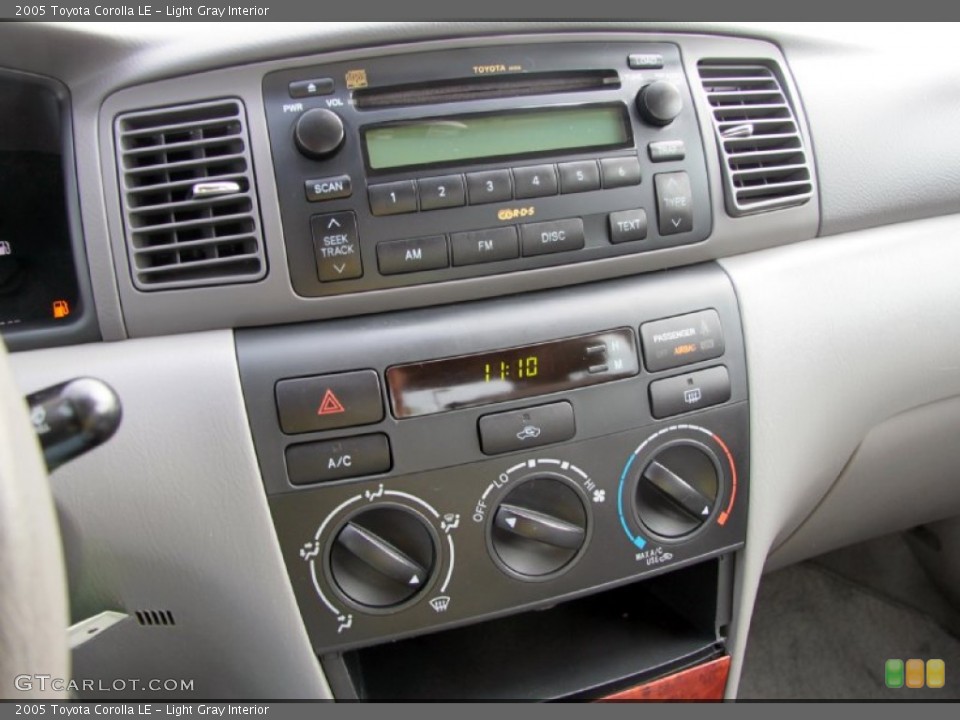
[294, 108, 345, 160]
[636, 81, 683, 127]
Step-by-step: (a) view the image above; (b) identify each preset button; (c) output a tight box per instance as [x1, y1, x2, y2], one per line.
[512, 164, 559, 199]
[369, 181, 418, 216]
[466, 170, 513, 204]
[418, 175, 465, 211]
[558, 161, 601, 194]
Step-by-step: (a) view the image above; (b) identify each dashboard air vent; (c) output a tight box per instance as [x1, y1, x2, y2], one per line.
[115, 99, 266, 290]
[698, 62, 813, 216]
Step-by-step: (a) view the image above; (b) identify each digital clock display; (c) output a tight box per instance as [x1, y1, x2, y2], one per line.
[386, 328, 639, 419]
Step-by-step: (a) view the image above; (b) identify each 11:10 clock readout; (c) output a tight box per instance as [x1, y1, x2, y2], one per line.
[484, 356, 540, 382]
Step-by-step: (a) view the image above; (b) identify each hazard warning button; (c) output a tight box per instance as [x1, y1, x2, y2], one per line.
[276, 370, 384, 434]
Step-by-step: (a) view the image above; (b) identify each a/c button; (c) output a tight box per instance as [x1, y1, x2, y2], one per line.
[286, 434, 392, 485]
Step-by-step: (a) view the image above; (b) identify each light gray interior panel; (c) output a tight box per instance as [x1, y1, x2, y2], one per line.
[9, 332, 330, 699]
[768, 396, 960, 570]
[719, 213, 960, 696]
[775, 26, 960, 236]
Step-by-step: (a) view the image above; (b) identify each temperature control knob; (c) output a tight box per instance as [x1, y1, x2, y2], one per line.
[491, 476, 587, 578]
[329, 505, 436, 609]
[294, 108, 345, 159]
[636, 81, 683, 127]
[635, 443, 719, 538]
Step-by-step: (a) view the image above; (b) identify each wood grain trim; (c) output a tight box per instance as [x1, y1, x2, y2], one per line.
[600, 655, 730, 701]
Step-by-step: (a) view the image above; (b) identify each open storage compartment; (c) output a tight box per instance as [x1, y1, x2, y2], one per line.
[323, 556, 732, 700]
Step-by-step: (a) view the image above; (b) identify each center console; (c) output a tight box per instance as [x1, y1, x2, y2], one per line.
[236, 263, 748, 698]
[234, 36, 753, 700]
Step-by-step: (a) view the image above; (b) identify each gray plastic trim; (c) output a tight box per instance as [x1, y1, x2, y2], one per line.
[9, 331, 330, 699]
[94, 31, 818, 339]
[768, 395, 960, 571]
[719, 212, 960, 698]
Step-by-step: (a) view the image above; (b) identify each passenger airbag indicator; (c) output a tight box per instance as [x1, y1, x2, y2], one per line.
[640, 309, 725, 372]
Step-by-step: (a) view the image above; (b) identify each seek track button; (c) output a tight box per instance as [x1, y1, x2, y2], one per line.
[311, 211, 363, 281]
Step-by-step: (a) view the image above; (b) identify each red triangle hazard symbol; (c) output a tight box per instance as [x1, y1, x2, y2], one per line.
[317, 389, 346, 416]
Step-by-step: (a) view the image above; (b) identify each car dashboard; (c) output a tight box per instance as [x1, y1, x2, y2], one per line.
[3, 21, 960, 701]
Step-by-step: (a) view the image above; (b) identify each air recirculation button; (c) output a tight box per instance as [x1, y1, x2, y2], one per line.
[635, 443, 719, 538]
[491, 476, 587, 578]
[329, 506, 436, 609]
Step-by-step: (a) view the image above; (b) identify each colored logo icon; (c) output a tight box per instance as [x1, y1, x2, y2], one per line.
[886, 658, 945, 689]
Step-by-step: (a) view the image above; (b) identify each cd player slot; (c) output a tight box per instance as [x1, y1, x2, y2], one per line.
[353, 70, 621, 110]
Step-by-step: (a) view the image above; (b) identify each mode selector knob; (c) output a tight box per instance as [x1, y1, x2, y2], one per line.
[636, 80, 683, 127]
[491, 476, 587, 578]
[294, 108, 345, 160]
[329, 505, 436, 610]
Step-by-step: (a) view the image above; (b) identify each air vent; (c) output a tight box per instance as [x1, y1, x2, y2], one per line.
[135, 610, 176, 627]
[116, 99, 266, 290]
[698, 62, 814, 216]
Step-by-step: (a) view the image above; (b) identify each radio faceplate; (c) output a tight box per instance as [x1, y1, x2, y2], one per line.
[263, 42, 712, 298]
[236, 263, 747, 653]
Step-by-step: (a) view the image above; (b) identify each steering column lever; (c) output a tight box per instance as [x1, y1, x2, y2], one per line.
[25, 377, 122, 472]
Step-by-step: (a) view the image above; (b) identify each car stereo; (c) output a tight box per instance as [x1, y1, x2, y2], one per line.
[262, 41, 711, 297]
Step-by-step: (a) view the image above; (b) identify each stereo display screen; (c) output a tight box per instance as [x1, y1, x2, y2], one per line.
[363, 104, 631, 171]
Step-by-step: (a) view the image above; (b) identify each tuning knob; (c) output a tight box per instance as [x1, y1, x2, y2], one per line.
[491, 476, 587, 578]
[636, 81, 683, 127]
[635, 443, 719, 538]
[294, 108, 345, 159]
[329, 505, 436, 609]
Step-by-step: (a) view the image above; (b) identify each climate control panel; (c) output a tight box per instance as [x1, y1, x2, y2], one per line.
[237, 263, 749, 653]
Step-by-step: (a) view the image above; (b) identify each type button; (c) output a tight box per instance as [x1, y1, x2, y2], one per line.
[655, 171, 693, 235]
